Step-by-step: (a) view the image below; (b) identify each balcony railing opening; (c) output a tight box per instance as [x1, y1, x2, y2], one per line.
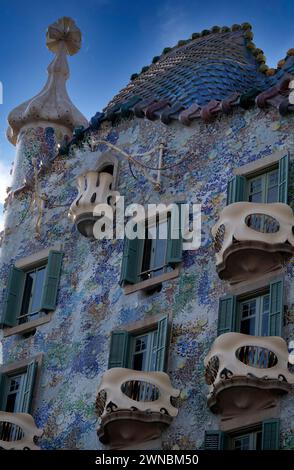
[0, 421, 24, 442]
[121, 380, 160, 402]
[245, 213, 280, 233]
[236, 345, 278, 369]
[205, 355, 219, 385]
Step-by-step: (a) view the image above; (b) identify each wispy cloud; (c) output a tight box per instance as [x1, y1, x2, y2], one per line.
[156, 1, 191, 46]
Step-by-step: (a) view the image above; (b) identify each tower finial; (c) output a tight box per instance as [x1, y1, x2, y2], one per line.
[7, 17, 88, 145]
[46, 16, 81, 56]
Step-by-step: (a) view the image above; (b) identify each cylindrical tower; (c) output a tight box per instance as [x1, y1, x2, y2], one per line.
[3, 17, 88, 239]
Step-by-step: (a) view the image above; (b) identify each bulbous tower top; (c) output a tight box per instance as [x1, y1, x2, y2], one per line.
[7, 17, 88, 145]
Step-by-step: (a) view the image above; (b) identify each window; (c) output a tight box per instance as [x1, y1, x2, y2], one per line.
[217, 278, 283, 337]
[141, 218, 169, 281]
[247, 168, 279, 203]
[0, 361, 37, 414]
[108, 316, 169, 372]
[227, 154, 289, 205]
[120, 205, 183, 290]
[130, 330, 158, 372]
[204, 420, 280, 450]
[19, 264, 47, 324]
[238, 292, 270, 336]
[1, 250, 63, 329]
[232, 429, 262, 450]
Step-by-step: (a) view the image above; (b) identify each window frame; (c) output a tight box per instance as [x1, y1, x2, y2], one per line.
[246, 165, 279, 204]
[237, 289, 270, 336]
[128, 329, 158, 372]
[18, 262, 48, 325]
[121, 204, 183, 294]
[0, 354, 43, 414]
[2, 245, 63, 337]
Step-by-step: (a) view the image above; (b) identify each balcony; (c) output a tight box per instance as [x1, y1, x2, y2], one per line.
[96, 368, 180, 448]
[204, 333, 294, 428]
[68, 170, 120, 238]
[0, 412, 43, 450]
[212, 202, 294, 284]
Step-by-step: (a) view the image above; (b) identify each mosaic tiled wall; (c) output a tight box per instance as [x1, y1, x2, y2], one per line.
[0, 106, 293, 449]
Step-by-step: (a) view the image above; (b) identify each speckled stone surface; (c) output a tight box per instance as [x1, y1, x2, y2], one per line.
[0, 105, 293, 449]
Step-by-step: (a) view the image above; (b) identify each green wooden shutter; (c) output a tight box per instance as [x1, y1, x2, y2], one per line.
[278, 154, 289, 203]
[154, 316, 169, 371]
[108, 331, 129, 368]
[217, 296, 236, 336]
[1, 266, 25, 327]
[0, 373, 8, 411]
[268, 278, 284, 336]
[119, 236, 144, 285]
[21, 361, 38, 413]
[204, 431, 225, 450]
[227, 175, 246, 205]
[40, 251, 63, 311]
[262, 419, 280, 450]
[166, 203, 183, 266]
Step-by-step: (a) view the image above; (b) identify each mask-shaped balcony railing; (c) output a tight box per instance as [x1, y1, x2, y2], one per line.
[68, 171, 120, 238]
[0, 412, 43, 450]
[204, 333, 294, 425]
[212, 202, 294, 284]
[96, 368, 180, 448]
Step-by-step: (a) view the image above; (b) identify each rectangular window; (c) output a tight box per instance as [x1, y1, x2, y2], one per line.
[204, 420, 280, 450]
[108, 316, 169, 372]
[19, 264, 47, 324]
[232, 429, 262, 450]
[0, 360, 38, 414]
[226, 154, 289, 205]
[140, 218, 169, 281]
[247, 168, 279, 203]
[238, 292, 270, 336]
[1, 250, 63, 330]
[130, 330, 158, 372]
[217, 278, 283, 337]
[120, 205, 183, 289]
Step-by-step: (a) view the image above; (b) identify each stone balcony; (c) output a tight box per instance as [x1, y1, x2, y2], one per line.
[0, 411, 43, 450]
[68, 170, 120, 238]
[204, 333, 294, 429]
[96, 368, 180, 448]
[212, 202, 294, 284]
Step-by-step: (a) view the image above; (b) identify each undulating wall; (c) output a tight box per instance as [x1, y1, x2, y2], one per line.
[0, 106, 293, 449]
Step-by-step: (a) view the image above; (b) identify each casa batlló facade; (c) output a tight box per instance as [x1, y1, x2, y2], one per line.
[0, 17, 293, 450]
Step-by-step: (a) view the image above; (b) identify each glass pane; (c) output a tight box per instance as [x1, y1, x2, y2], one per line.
[249, 178, 262, 193]
[268, 170, 278, 187]
[30, 267, 46, 312]
[234, 435, 250, 450]
[240, 318, 256, 335]
[249, 192, 263, 203]
[267, 186, 278, 203]
[20, 271, 35, 316]
[261, 294, 270, 336]
[240, 299, 256, 335]
[256, 431, 262, 450]
[152, 237, 167, 277]
[135, 336, 148, 352]
[5, 393, 18, 412]
[133, 352, 146, 371]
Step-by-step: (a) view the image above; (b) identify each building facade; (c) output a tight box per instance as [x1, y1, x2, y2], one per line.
[0, 17, 293, 450]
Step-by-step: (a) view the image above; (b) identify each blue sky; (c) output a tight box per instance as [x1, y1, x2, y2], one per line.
[0, 0, 294, 227]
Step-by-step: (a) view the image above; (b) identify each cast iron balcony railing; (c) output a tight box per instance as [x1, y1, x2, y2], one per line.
[96, 368, 180, 448]
[0, 412, 43, 450]
[212, 202, 294, 284]
[204, 333, 294, 426]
